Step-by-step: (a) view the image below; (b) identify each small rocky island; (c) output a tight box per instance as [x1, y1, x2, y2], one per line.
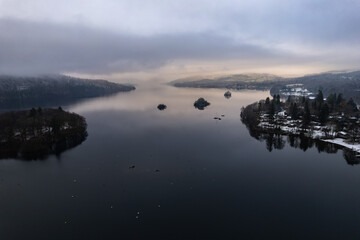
[194, 98, 210, 110]
[0, 107, 88, 160]
[157, 104, 167, 110]
[241, 91, 360, 154]
[224, 91, 232, 99]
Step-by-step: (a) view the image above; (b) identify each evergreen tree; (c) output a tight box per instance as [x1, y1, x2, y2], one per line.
[276, 95, 281, 105]
[265, 97, 270, 105]
[336, 93, 343, 105]
[346, 98, 358, 112]
[311, 100, 317, 111]
[269, 101, 275, 120]
[291, 103, 298, 119]
[303, 100, 311, 125]
[319, 103, 329, 124]
[326, 93, 336, 112]
[316, 90, 324, 105]
[348, 123, 360, 143]
[287, 96, 292, 103]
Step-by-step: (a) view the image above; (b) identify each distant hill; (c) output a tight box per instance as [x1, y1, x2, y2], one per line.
[0, 75, 135, 108]
[170, 73, 284, 90]
[171, 71, 360, 103]
[270, 71, 360, 103]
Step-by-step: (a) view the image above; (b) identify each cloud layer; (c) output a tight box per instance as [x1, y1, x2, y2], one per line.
[0, 0, 359, 76]
[0, 19, 287, 75]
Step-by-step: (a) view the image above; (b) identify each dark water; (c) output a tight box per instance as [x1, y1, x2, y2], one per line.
[1, 85, 360, 240]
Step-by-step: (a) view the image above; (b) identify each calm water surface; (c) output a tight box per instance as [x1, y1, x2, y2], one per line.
[1, 84, 360, 239]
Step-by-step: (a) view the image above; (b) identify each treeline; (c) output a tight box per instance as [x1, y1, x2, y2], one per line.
[242, 90, 359, 129]
[0, 108, 87, 159]
[284, 91, 358, 126]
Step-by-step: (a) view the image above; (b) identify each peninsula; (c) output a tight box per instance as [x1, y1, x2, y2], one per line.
[0, 107, 88, 159]
[241, 91, 360, 153]
[0, 74, 135, 108]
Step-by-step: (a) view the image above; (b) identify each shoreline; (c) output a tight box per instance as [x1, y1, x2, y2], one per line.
[322, 138, 360, 154]
[257, 121, 360, 154]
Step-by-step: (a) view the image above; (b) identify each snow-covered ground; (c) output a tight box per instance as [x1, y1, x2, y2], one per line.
[322, 138, 360, 153]
[258, 112, 360, 153]
[280, 84, 313, 97]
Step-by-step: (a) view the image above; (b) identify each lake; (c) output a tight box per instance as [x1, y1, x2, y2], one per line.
[1, 84, 360, 239]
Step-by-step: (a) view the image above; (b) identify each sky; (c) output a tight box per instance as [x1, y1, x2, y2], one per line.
[0, 0, 359, 81]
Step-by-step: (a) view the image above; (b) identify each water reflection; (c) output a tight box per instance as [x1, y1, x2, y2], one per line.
[69, 84, 269, 115]
[244, 125, 360, 165]
[2, 85, 360, 239]
[0, 130, 88, 161]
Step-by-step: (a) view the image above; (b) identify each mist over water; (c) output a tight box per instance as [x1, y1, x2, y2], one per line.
[1, 84, 360, 239]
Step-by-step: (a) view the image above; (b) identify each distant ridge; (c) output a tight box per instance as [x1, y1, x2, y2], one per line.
[170, 73, 284, 90]
[0, 74, 135, 108]
[170, 70, 360, 103]
[270, 70, 360, 103]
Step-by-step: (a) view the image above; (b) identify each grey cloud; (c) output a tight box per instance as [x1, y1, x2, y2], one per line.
[1, 14, 359, 76]
[206, 0, 360, 46]
[0, 18, 285, 75]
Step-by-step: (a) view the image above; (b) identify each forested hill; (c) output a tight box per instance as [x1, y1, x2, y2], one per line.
[0, 75, 135, 102]
[270, 71, 360, 102]
[171, 71, 360, 103]
[170, 73, 284, 90]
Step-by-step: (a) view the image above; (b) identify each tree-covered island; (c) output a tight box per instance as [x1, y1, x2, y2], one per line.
[0, 107, 88, 160]
[241, 91, 360, 153]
